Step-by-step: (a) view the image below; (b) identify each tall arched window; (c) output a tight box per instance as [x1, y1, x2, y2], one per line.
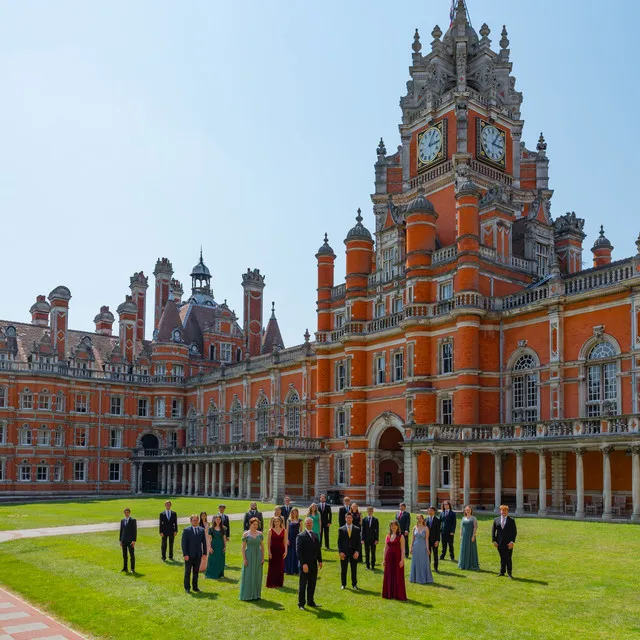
[207, 404, 219, 444]
[512, 354, 538, 423]
[231, 400, 243, 443]
[285, 391, 301, 437]
[256, 396, 269, 440]
[586, 341, 618, 417]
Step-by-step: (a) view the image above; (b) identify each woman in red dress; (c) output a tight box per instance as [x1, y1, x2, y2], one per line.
[266, 515, 288, 588]
[382, 519, 407, 601]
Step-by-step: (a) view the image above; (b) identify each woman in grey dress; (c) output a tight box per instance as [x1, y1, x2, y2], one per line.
[409, 514, 434, 584]
[458, 505, 480, 570]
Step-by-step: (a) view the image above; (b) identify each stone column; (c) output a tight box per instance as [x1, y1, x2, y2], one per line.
[187, 463, 193, 496]
[429, 450, 438, 507]
[137, 463, 143, 494]
[302, 459, 310, 501]
[172, 462, 177, 495]
[551, 451, 566, 510]
[202, 463, 208, 497]
[462, 451, 471, 508]
[602, 446, 613, 520]
[632, 446, 640, 522]
[238, 462, 244, 499]
[260, 459, 267, 501]
[131, 463, 138, 494]
[515, 450, 524, 515]
[403, 446, 415, 510]
[575, 449, 585, 519]
[314, 455, 330, 501]
[272, 453, 286, 504]
[538, 450, 547, 516]
[493, 450, 502, 513]
[449, 453, 459, 509]
[160, 464, 166, 494]
[211, 462, 217, 496]
[181, 463, 187, 495]
[230, 462, 237, 499]
[194, 463, 200, 496]
[218, 462, 224, 497]
[245, 461, 252, 499]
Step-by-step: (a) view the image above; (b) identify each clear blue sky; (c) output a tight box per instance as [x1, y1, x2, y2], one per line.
[1, 1, 638, 347]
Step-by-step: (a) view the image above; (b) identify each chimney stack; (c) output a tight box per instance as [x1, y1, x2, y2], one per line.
[48, 286, 71, 359]
[94, 306, 115, 336]
[30, 295, 51, 326]
[129, 271, 149, 343]
[153, 258, 173, 331]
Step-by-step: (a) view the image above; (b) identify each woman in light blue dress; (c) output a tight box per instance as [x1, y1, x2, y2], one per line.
[410, 514, 434, 584]
[458, 505, 480, 571]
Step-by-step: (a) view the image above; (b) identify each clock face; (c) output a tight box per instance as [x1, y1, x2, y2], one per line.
[418, 127, 442, 164]
[480, 125, 505, 162]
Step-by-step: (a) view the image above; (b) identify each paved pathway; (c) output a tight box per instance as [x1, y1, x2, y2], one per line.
[0, 588, 86, 640]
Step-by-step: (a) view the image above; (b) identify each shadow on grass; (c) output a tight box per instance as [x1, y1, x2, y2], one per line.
[250, 598, 284, 610]
[427, 582, 454, 590]
[435, 570, 466, 578]
[510, 576, 549, 586]
[276, 586, 297, 594]
[214, 576, 239, 584]
[308, 607, 345, 620]
[405, 598, 433, 609]
[129, 572, 145, 579]
[191, 591, 219, 600]
[350, 587, 378, 596]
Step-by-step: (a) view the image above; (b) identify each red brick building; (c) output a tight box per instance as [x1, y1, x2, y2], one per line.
[1, 0, 639, 521]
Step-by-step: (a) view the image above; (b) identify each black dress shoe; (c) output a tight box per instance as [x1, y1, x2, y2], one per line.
[508, 574, 513, 579]
[308, 602, 319, 607]
[353, 585, 359, 590]
[439, 555, 445, 560]
[340, 585, 345, 590]
[497, 573, 505, 577]
[120, 568, 127, 572]
[298, 605, 305, 611]
[193, 588, 202, 593]
[169, 556, 174, 560]
[185, 589, 191, 593]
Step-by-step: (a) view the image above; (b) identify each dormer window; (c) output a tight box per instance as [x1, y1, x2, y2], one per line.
[172, 329, 182, 343]
[220, 343, 232, 363]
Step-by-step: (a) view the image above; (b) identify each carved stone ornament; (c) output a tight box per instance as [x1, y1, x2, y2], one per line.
[518, 339, 527, 348]
[593, 325, 605, 340]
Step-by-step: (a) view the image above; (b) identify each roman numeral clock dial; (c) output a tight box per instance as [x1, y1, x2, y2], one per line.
[477, 120, 506, 169]
[416, 120, 446, 172]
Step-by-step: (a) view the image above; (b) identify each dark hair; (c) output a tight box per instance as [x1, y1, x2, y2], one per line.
[428, 505, 436, 511]
[248, 517, 259, 527]
[441, 501, 452, 510]
[399, 502, 406, 508]
[199, 512, 208, 528]
[388, 519, 400, 535]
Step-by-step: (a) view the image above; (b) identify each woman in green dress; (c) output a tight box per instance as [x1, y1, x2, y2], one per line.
[458, 505, 480, 571]
[307, 503, 321, 536]
[205, 514, 227, 579]
[239, 517, 265, 601]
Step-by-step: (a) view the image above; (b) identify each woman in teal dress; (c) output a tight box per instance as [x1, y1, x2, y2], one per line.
[239, 517, 265, 601]
[205, 514, 227, 579]
[458, 505, 480, 571]
[307, 503, 321, 536]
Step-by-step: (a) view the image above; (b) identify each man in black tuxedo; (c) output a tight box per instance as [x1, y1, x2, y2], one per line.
[280, 496, 293, 525]
[119, 508, 137, 573]
[492, 505, 517, 578]
[396, 502, 411, 558]
[426, 505, 441, 572]
[217, 504, 230, 538]
[439, 500, 456, 561]
[361, 505, 379, 570]
[318, 493, 332, 549]
[338, 512, 361, 589]
[181, 514, 207, 593]
[338, 496, 351, 527]
[296, 516, 323, 610]
[243, 502, 263, 532]
[159, 500, 178, 561]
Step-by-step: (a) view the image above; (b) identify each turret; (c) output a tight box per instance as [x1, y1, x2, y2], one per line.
[315, 233, 336, 336]
[241, 268, 266, 357]
[94, 306, 115, 336]
[344, 210, 374, 322]
[30, 295, 50, 327]
[117, 295, 138, 362]
[48, 286, 71, 359]
[170, 279, 184, 305]
[129, 271, 148, 343]
[153, 258, 173, 331]
[405, 189, 438, 302]
[591, 226, 613, 268]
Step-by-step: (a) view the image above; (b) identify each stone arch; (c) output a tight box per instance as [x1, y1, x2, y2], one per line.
[578, 331, 621, 361]
[135, 430, 164, 449]
[366, 411, 406, 449]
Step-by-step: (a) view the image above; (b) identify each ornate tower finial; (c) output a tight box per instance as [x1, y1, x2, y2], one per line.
[431, 24, 442, 41]
[356, 208, 362, 224]
[304, 328, 310, 343]
[412, 28, 422, 53]
[479, 23, 490, 39]
[500, 25, 510, 50]
[271, 301, 276, 317]
[636, 232, 640, 255]
[377, 137, 386, 157]
[537, 132, 547, 152]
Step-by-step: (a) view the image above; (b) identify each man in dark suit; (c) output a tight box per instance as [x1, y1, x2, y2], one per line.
[439, 500, 456, 561]
[426, 505, 441, 572]
[492, 504, 517, 578]
[182, 514, 207, 593]
[280, 496, 293, 525]
[338, 512, 361, 589]
[396, 502, 411, 558]
[159, 500, 178, 561]
[318, 493, 332, 549]
[217, 504, 230, 538]
[338, 496, 351, 527]
[243, 502, 263, 532]
[119, 508, 137, 573]
[296, 516, 323, 610]
[361, 505, 379, 570]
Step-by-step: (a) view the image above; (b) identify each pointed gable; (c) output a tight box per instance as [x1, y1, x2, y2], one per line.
[262, 303, 284, 354]
[156, 298, 184, 342]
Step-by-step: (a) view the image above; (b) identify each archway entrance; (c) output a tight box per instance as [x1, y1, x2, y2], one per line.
[141, 434, 160, 493]
[378, 427, 404, 505]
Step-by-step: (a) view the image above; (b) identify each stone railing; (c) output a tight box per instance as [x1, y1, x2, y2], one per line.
[409, 160, 453, 189]
[479, 245, 496, 260]
[494, 284, 550, 311]
[330, 283, 346, 300]
[410, 415, 639, 443]
[470, 159, 513, 186]
[432, 245, 458, 264]
[511, 256, 532, 271]
[368, 270, 405, 286]
[367, 312, 404, 333]
[564, 260, 636, 295]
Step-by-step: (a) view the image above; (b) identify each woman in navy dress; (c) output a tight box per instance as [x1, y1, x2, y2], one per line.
[284, 507, 300, 575]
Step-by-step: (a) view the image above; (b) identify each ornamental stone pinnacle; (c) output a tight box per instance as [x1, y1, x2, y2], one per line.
[431, 24, 442, 41]
[537, 132, 547, 152]
[412, 28, 422, 53]
[500, 25, 510, 50]
[377, 137, 386, 157]
[479, 23, 490, 39]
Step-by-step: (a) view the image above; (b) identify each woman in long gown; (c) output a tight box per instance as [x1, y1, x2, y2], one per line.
[266, 515, 287, 588]
[284, 508, 300, 575]
[382, 520, 407, 601]
[458, 505, 480, 570]
[350, 503, 364, 562]
[198, 512, 210, 573]
[239, 517, 264, 601]
[205, 514, 227, 579]
[409, 514, 434, 584]
[307, 503, 321, 536]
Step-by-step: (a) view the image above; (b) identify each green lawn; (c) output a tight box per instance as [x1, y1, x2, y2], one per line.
[0, 497, 274, 530]
[0, 512, 639, 639]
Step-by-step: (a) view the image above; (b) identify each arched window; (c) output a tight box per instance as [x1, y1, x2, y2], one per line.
[231, 400, 243, 443]
[285, 391, 301, 438]
[207, 404, 219, 444]
[512, 354, 538, 423]
[256, 396, 269, 440]
[37, 425, 50, 446]
[19, 424, 32, 446]
[586, 341, 618, 417]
